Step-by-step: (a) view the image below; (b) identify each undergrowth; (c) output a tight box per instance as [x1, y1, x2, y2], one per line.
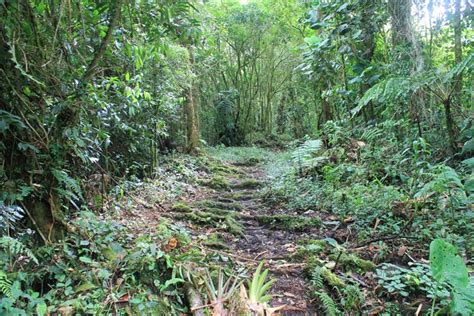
[260, 120, 473, 314]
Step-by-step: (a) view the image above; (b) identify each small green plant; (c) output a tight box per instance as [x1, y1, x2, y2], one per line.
[243, 261, 284, 315]
[341, 285, 364, 311]
[375, 263, 449, 299]
[429, 239, 474, 315]
[308, 266, 343, 315]
[247, 261, 275, 305]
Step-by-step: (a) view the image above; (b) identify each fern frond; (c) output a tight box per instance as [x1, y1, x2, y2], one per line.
[0, 271, 12, 297]
[52, 168, 83, 201]
[353, 77, 411, 117]
[316, 291, 340, 316]
[0, 236, 38, 265]
[310, 266, 324, 289]
[292, 139, 326, 169]
[361, 128, 383, 143]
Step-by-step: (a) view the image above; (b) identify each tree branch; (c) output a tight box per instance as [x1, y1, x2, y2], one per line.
[81, 0, 122, 83]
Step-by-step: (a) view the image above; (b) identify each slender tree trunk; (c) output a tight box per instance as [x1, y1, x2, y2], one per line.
[453, 0, 463, 99]
[185, 45, 201, 153]
[444, 98, 457, 153]
[82, 0, 122, 83]
[276, 94, 286, 134]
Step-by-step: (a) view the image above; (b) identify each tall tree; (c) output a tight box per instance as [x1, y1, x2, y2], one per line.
[185, 45, 201, 153]
[388, 0, 423, 73]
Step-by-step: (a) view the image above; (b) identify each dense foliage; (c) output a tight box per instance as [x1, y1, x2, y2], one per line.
[1, 0, 472, 314]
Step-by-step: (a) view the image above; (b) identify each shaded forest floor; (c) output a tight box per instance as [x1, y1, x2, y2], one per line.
[16, 145, 469, 315]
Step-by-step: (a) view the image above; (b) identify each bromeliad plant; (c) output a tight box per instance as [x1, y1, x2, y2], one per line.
[242, 261, 284, 316]
[247, 261, 275, 306]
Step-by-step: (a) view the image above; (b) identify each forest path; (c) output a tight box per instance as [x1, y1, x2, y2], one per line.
[187, 160, 318, 315]
[228, 164, 314, 315]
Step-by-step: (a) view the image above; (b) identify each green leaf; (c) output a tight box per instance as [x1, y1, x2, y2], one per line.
[159, 278, 184, 292]
[75, 282, 96, 293]
[36, 302, 48, 316]
[461, 139, 474, 155]
[462, 157, 474, 169]
[79, 256, 93, 264]
[451, 284, 474, 315]
[429, 239, 469, 288]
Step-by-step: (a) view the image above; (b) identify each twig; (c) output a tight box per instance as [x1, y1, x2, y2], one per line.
[353, 235, 418, 248]
[253, 250, 268, 260]
[190, 303, 216, 312]
[415, 303, 423, 316]
[272, 263, 305, 269]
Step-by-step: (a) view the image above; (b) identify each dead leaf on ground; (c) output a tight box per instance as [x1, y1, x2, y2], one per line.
[162, 237, 178, 252]
[397, 246, 408, 257]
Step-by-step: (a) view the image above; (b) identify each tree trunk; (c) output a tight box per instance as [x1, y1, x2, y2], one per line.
[389, 0, 425, 132]
[276, 94, 286, 134]
[453, 0, 463, 99]
[444, 98, 457, 154]
[185, 45, 201, 153]
[388, 0, 423, 74]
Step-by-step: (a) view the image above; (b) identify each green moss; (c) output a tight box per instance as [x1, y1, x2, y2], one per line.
[256, 214, 322, 231]
[202, 233, 229, 249]
[209, 164, 239, 175]
[204, 207, 234, 216]
[329, 253, 376, 272]
[170, 202, 193, 213]
[222, 192, 255, 201]
[320, 266, 346, 288]
[200, 176, 230, 190]
[175, 209, 243, 236]
[296, 239, 328, 258]
[193, 200, 243, 211]
[234, 157, 262, 166]
[224, 215, 243, 236]
[232, 179, 263, 189]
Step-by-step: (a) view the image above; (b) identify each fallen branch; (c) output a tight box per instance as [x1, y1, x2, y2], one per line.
[185, 284, 206, 316]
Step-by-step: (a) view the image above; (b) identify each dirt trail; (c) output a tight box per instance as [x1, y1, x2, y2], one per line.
[198, 162, 317, 315]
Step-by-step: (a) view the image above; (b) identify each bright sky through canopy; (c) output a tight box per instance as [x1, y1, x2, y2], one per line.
[239, 0, 249, 4]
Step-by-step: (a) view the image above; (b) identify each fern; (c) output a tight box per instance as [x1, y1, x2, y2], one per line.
[353, 77, 411, 117]
[0, 271, 12, 297]
[361, 128, 383, 143]
[316, 291, 340, 316]
[292, 139, 327, 169]
[52, 168, 83, 202]
[0, 236, 38, 265]
[310, 266, 324, 289]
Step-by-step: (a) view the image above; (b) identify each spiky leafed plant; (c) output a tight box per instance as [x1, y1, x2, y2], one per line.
[201, 267, 241, 315]
[247, 261, 274, 305]
[241, 261, 284, 315]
